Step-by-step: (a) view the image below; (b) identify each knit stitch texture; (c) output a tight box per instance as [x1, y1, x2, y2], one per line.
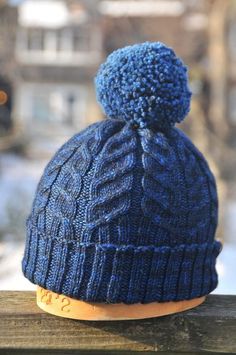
[22, 42, 222, 304]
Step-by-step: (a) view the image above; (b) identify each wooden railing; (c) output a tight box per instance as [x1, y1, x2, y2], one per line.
[0, 292, 235, 354]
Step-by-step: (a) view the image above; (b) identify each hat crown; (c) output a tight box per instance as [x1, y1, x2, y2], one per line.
[31, 119, 217, 248]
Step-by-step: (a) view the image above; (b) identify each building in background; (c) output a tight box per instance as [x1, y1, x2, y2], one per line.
[0, 0, 236, 162]
[14, 0, 102, 155]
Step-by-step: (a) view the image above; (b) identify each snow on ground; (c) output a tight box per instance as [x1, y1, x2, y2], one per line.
[0, 241, 35, 291]
[0, 153, 47, 225]
[0, 153, 46, 290]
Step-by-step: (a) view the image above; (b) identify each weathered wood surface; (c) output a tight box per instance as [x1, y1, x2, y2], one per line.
[0, 292, 235, 354]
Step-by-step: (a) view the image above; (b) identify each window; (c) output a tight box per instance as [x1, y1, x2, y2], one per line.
[44, 30, 57, 52]
[27, 29, 44, 51]
[73, 28, 90, 52]
[58, 28, 73, 52]
[32, 94, 50, 123]
[16, 26, 102, 65]
[18, 83, 87, 129]
[20, 27, 91, 54]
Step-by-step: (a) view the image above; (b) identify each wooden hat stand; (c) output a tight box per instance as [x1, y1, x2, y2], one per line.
[36, 286, 205, 321]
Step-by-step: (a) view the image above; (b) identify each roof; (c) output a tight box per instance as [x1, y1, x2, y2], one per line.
[18, 0, 87, 28]
[99, 0, 185, 17]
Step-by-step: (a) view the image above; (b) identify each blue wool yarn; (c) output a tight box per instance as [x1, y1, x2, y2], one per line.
[22, 42, 222, 304]
[95, 42, 192, 129]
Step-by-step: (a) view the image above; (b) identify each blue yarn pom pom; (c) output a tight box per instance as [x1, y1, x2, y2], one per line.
[95, 42, 192, 129]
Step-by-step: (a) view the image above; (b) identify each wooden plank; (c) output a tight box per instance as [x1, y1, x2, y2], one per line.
[0, 292, 235, 354]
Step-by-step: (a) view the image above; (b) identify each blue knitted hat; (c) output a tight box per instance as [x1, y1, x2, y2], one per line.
[22, 42, 222, 304]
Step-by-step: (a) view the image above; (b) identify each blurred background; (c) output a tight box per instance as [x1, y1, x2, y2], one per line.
[0, 0, 235, 293]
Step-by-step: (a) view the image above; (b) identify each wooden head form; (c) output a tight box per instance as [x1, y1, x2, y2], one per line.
[36, 286, 205, 321]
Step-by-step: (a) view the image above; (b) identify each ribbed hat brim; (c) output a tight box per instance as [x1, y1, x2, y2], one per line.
[22, 226, 222, 304]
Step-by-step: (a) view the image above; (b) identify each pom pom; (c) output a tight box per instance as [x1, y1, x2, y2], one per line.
[95, 42, 192, 129]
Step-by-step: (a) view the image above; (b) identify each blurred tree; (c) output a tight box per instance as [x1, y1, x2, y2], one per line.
[208, 0, 229, 139]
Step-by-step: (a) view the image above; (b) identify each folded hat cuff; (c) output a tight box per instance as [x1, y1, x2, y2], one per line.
[22, 227, 222, 304]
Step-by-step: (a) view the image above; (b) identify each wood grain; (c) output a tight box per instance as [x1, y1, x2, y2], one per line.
[0, 292, 235, 354]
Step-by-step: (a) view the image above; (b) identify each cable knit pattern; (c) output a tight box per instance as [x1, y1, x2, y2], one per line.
[22, 42, 222, 304]
[86, 123, 136, 234]
[141, 129, 188, 235]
